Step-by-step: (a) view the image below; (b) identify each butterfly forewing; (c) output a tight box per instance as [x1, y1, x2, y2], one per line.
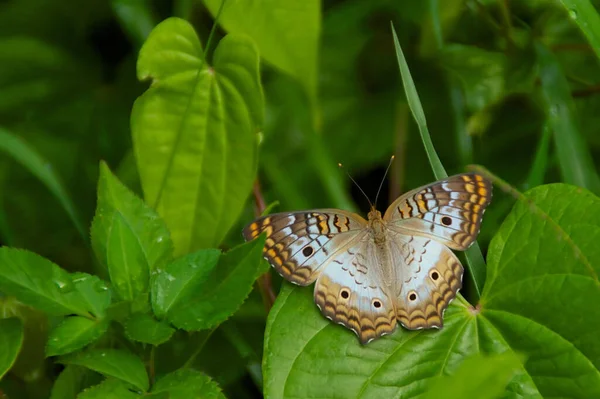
[383, 173, 492, 250]
[242, 210, 366, 285]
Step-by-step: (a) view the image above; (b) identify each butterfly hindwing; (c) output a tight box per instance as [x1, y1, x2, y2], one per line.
[242, 210, 366, 285]
[383, 173, 492, 250]
[389, 234, 463, 330]
[314, 239, 397, 344]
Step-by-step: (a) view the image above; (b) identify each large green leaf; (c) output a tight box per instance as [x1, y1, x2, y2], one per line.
[162, 237, 267, 331]
[422, 353, 523, 399]
[132, 17, 262, 255]
[263, 184, 600, 398]
[91, 162, 173, 301]
[151, 369, 225, 399]
[0, 248, 92, 317]
[0, 318, 23, 379]
[59, 349, 149, 392]
[204, 0, 320, 103]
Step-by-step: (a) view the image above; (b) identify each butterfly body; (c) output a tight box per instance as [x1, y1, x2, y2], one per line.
[243, 173, 492, 344]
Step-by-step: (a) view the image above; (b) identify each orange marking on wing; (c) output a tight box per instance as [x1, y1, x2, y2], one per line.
[318, 220, 329, 233]
[478, 187, 488, 196]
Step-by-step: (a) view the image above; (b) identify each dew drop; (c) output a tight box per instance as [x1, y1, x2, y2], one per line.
[569, 9, 578, 19]
[94, 281, 109, 292]
[165, 274, 176, 282]
[54, 277, 74, 293]
[156, 236, 164, 243]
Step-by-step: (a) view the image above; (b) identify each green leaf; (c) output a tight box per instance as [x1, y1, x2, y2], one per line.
[151, 369, 225, 399]
[60, 349, 149, 392]
[558, 0, 600, 62]
[526, 123, 552, 188]
[165, 237, 267, 331]
[204, 0, 320, 103]
[391, 24, 487, 300]
[91, 162, 172, 301]
[0, 248, 92, 317]
[124, 313, 174, 345]
[0, 318, 23, 379]
[0, 127, 85, 240]
[46, 317, 109, 357]
[423, 353, 522, 399]
[151, 249, 221, 319]
[391, 23, 446, 179]
[70, 273, 111, 319]
[439, 44, 505, 113]
[77, 378, 141, 399]
[263, 184, 600, 398]
[50, 365, 103, 399]
[111, 0, 156, 47]
[536, 44, 600, 194]
[132, 17, 262, 255]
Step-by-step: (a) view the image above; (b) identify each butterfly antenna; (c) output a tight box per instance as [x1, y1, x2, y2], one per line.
[338, 163, 373, 208]
[374, 155, 395, 208]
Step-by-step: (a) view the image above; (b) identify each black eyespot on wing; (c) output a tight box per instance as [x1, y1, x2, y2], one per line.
[340, 290, 350, 299]
[373, 300, 382, 308]
[302, 246, 314, 257]
[409, 292, 417, 301]
[430, 271, 439, 281]
[441, 216, 452, 226]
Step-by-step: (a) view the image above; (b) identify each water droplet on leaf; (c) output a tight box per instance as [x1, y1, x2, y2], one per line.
[54, 277, 74, 293]
[569, 9, 578, 19]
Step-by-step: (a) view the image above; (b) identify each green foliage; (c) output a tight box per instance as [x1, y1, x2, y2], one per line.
[0, 318, 23, 379]
[91, 161, 172, 300]
[46, 317, 109, 357]
[263, 184, 599, 397]
[59, 349, 149, 392]
[123, 313, 174, 346]
[132, 18, 262, 255]
[1, 0, 599, 398]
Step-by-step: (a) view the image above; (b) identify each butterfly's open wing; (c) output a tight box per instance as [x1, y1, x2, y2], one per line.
[243, 210, 366, 285]
[389, 234, 463, 330]
[383, 173, 492, 250]
[314, 239, 397, 344]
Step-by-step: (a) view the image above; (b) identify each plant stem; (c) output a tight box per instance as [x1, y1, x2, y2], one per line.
[252, 180, 276, 311]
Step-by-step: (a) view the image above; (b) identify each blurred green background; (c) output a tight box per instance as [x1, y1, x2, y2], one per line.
[1, 0, 600, 397]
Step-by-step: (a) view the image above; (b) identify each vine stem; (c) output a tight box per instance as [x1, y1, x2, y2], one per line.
[253, 180, 276, 311]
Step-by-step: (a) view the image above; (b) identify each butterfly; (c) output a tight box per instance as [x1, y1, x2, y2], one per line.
[243, 173, 492, 344]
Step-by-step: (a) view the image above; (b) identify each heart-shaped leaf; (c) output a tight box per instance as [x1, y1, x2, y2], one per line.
[263, 183, 600, 398]
[203, 0, 319, 103]
[132, 17, 262, 255]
